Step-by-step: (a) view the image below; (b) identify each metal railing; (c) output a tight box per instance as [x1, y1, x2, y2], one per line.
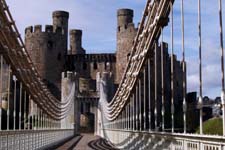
[0, 129, 74, 150]
[102, 129, 225, 150]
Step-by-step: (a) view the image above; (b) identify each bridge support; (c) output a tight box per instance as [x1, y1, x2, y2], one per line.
[61, 71, 78, 132]
[97, 72, 113, 137]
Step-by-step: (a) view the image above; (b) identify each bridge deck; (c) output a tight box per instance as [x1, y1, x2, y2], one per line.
[57, 134, 118, 150]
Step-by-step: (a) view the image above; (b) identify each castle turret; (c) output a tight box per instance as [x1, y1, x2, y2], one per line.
[53, 11, 69, 50]
[69, 29, 85, 54]
[116, 9, 137, 83]
[52, 11, 69, 34]
[117, 9, 134, 29]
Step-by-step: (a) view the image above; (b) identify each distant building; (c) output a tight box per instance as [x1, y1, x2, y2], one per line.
[213, 97, 222, 117]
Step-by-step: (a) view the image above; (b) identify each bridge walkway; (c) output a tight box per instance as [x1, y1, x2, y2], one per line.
[56, 133, 118, 150]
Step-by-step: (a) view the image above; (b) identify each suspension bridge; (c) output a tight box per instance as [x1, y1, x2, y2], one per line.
[0, 0, 225, 149]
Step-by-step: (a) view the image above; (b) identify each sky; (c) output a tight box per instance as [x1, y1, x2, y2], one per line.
[6, 0, 225, 99]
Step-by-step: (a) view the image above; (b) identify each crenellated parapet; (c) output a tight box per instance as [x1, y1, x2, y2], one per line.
[25, 25, 65, 36]
[66, 53, 116, 62]
[117, 9, 137, 33]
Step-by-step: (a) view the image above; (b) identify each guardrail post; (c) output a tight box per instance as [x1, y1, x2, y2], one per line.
[148, 58, 151, 131]
[13, 75, 17, 130]
[0, 55, 3, 131]
[154, 41, 158, 131]
[24, 91, 26, 130]
[19, 82, 22, 130]
[136, 85, 139, 130]
[7, 66, 11, 131]
[198, 0, 203, 135]
[160, 29, 165, 132]
[170, 2, 175, 133]
[181, 0, 187, 134]
[139, 79, 142, 131]
[132, 94, 135, 131]
[218, 0, 225, 137]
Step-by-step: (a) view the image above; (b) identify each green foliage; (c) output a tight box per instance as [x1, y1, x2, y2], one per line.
[196, 117, 223, 136]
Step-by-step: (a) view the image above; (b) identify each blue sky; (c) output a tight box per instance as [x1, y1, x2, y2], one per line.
[7, 0, 145, 52]
[7, 0, 225, 99]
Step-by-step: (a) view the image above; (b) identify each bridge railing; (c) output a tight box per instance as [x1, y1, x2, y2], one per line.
[0, 129, 74, 150]
[98, 0, 225, 149]
[103, 129, 225, 150]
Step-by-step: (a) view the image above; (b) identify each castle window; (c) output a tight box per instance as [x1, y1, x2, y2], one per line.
[83, 62, 87, 70]
[47, 41, 53, 49]
[118, 26, 120, 32]
[93, 62, 98, 70]
[125, 25, 127, 29]
[57, 53, 61, 61]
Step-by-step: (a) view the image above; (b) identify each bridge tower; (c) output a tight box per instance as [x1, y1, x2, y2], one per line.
[116, 9, 137, 83]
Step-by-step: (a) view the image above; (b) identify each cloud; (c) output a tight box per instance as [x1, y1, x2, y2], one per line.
[186, 39, 222, 98]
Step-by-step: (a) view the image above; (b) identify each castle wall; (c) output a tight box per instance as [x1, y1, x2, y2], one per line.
[65, 54, 116, 94]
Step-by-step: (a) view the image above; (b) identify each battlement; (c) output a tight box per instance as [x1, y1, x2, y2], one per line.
[53, 11, 69, 18]
[117, 9, 133, 17]
[117, 9, 134, 29]
[25, 25, 64, 35]
[66, 53, 116, 62]
[70, 29, 82, 36]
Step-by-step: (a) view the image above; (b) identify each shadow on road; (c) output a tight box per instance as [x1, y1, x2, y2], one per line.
[87, 138, 119, 150]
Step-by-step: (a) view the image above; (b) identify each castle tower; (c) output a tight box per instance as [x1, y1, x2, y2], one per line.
[116, 9, 137, 83]
[69, 29, 85, 54]
[25, 11, 69, 99]
[53, 11, 69, 49]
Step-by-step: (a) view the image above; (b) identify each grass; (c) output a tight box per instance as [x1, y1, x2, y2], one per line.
[196, 117, 223, 136]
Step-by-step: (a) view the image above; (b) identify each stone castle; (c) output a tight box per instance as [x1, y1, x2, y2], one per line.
[24, 9, 185, 131]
